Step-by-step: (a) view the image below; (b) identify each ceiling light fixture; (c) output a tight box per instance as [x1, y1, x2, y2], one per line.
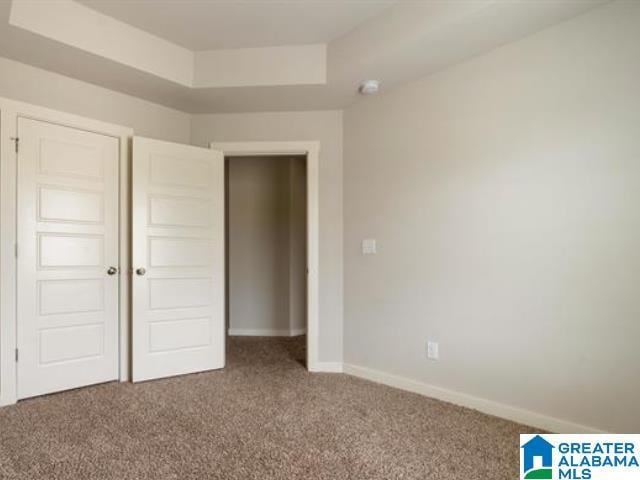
[359, 80, 380, 95]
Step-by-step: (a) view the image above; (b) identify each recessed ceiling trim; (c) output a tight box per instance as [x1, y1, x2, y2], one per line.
[76, 0, 400, 51]
[194, 45, 326, 88]
[9, 0, 194, 87]
[8, 0, 328, 90]
[1, 0, 612, 113]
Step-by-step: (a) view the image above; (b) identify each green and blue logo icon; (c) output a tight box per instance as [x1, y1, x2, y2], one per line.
[521, 433, 640, 479]
[521, 435, 554, 479]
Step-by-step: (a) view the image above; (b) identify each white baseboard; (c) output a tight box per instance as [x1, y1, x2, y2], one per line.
[289, 327, 307, 337]
[309, 361, 343, 373]
[228, 328, 306, 337]
[343, 363, 605, 434]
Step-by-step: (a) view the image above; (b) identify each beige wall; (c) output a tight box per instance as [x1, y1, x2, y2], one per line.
[0, 56, 190, 143]
[343, 0, 640, 433]
[227, 156, 306, 335]
[192, 111, 343, 363]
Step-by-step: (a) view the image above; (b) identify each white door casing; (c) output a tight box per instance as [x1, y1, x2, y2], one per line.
[17, 118, 120, 399]
[210, 141, 321, 371]
[132, 137, 225, 382]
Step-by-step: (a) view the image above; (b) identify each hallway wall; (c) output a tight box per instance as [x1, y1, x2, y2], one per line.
[227, 156, 306, 336]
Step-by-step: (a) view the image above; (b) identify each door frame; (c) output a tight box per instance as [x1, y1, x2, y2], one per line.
[211, 141, 321, 372]
[0, 97, 133, 406]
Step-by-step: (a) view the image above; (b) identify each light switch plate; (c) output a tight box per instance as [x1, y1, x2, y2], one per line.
[362, 238, 376, 255]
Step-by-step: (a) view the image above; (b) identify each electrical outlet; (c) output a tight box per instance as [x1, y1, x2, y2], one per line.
[427, 341, 439, 360]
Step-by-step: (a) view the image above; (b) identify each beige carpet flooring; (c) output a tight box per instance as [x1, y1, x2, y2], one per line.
[0, 336, 534, 479]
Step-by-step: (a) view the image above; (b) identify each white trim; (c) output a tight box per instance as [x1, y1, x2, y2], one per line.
[228, 328, 306, 337]
[343, 363, 606, 434]
[309, 362, 343, 373]
[0, 97, 132, 406]
[289, 327, 307, 337]
[211, 141, 320, 372]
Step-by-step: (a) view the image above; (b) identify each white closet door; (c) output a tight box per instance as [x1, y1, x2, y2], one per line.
[17, 118, 120, 399]
[132, 137, 225, 382]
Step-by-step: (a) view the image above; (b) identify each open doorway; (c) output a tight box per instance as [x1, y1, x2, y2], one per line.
[225, 155, 307, 368]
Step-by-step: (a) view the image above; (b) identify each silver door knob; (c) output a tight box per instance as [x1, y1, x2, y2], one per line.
[136, 268, 146, 276]
[107, 266, 118, 275]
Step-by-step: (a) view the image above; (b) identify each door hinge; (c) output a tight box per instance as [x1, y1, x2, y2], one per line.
[15, 348, 18, 362]
[14, 243, 18, 258]
[10, 137, 19, 154]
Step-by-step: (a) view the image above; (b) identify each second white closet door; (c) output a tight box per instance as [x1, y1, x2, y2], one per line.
[131, 137, 225, 382]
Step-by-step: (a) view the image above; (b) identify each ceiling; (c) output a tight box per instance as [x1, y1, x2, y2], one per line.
[77, 0, 399, 50]
[0, 0, 610, 114]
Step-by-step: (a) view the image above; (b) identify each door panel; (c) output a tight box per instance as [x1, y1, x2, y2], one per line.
[39, 279, 105, 315]
[39, 234, 104, 267]
[17, 118, 119, 399]
[39, 186, 104, 223]
[149, 195, 211, 227]
[132, 137, 224, 382]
